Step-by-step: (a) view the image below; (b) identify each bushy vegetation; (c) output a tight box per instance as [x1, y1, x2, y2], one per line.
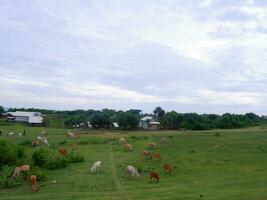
[0, 140, 25, 167]
[3, 106, 267, 130]
[32, 148, 84, 169]
[0, 166, 21, 188]
[32, 148, 68, 169]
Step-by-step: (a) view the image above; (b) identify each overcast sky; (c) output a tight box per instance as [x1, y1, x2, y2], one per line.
[0, 0, 267, 114]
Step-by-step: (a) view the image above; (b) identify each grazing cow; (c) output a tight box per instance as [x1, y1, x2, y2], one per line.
[124, 144, 133, 151]
[37, 136, 43, 141]
[31, 140, 40, 147]
[18, 132, 22, 137]
[58, 149, 68, 156]
[68, 131, 76, 138]
[160, 137, 168, 143]
[30, 175, 39, 192]
[90, 161, 101, 174]
[125, 165, 140, 177]
[153, 153, 161, 160]
[11, 165, 30, 178]
[119, 137, 126, 144]
[142, 150, 152, 160]
[163, 164, 172, 173]
[149, 142, 156, 148]
[149, 171, 160, 182]
[43, 137, 49, 146]
[72, 144, 78, 150]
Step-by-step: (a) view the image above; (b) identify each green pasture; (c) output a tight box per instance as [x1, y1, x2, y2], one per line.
[0, 124, 266, 200]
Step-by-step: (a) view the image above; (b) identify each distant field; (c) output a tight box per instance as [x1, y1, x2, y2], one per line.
[0, 124, 267, 200]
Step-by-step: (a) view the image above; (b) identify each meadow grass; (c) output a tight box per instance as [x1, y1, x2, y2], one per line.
[0, 124, 266, 200]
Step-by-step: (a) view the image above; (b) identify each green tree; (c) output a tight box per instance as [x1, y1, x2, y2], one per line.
[0, 106, 4, 117]
[153, 107, 165, 120]
[117, 112, 139, 130]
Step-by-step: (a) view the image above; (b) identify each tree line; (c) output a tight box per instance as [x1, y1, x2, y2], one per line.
[1, 106, 267, 130]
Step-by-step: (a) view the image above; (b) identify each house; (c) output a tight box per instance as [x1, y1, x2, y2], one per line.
[139, 116, 161, 131]
[5, 111, 44, 125]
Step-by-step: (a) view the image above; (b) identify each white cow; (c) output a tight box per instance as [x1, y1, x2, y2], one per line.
[68, 131, 76, 138]
[119, 137, 126, 144]
[125, 165, 140, 177]
[90, 161, 101, 174]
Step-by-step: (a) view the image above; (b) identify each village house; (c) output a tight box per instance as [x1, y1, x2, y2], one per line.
[139, 116, 161, 131]
[4, 111, 44, 125]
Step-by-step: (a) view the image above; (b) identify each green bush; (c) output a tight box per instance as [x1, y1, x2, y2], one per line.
[19, 139, 32, 147]
[0, 140, 25, 167]
[0, 166, 21, 188]
[32, 148, 68, 170]
[67, 151, 85, 163]
[31, 166, 47, 181]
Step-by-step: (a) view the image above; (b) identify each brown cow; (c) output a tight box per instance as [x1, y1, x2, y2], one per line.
[72, 144, 78, 150]
[142, 150, 152, 159]
[153, 153, 161, 160]
[149, 142, 156, 148]
[163, 164, 172, 173]
[11, 165, 30, 178]
[30, 175, 39, 192]
[124, 144, 133, 151]
[149, 171, 160, 182]
[58, 149, 68, 156]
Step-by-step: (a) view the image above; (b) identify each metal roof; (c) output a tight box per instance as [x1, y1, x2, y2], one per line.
[29, 116, 43, 124]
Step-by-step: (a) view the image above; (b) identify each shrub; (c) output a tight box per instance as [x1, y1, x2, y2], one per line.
[0, 140, 25, 167]
[0, 166, 21, 188]
[59, 140, 68, 145]
[19, 139, 32, 147]
[31, 166, 47, 181]
[32, 148, 68, 169]
[67, 151, 85, 163]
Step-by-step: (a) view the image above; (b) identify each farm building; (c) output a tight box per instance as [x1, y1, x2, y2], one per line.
[139, 116, 161, 131]
[4, 111, 44, 125]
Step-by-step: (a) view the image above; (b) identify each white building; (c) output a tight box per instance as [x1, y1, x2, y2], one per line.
[139, 116, 161, 131]
[6, 111, 44, 125]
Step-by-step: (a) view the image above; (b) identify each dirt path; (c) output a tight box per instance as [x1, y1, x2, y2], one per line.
[109, 146, 131, 200]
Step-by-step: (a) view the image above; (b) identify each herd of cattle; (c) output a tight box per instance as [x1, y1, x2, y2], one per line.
[2, 130, 173, 192]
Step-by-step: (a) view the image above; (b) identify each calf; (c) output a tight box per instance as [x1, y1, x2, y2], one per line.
[153, 153, 161, 160]
[58, 149, 68, 156]
[149, 171, 159, 182]
[149, 142, 156, 149]
[30, 175, 39, 192]
[119, 137, 126, 144]
[163, 164, 172, 173]
[142, 150, 152, 160]
[72, 144, 78, 150]
[124, 144, 133, 151]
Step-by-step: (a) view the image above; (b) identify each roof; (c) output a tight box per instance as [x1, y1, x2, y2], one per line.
[140, 116, 153, 121]
[7, 111, 41, 117]
[149, 121, 160, 125]
[29, 116, 43, 124]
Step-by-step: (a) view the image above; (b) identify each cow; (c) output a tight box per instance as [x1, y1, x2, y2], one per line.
[149, 142, 156, 149]
[125, 165, 141, 177]
[90, 161, 101, 174]
[30, 175, 39, 192]
[153, 153, 161, 160]
[58, 149, 68, 156]
[142, 150, 152, 160]
[149, 171, 159, 182]
[163, 164, 172, 173]
[11, 165, 30, 178]
[119, 137, 126, 144]
[124, 144, 133, 151]
[72, 144, 78, 150]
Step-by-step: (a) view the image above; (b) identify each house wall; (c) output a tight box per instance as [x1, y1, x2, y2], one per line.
[15, 116, 29, 122]
[149, 124, 160, 131]
[139, 121, 149, 130]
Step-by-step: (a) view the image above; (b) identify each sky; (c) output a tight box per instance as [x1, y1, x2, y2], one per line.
[0, 0, 267, 114]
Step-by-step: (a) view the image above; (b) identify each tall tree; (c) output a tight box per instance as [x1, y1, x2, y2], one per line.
[153, 107, 165, 120]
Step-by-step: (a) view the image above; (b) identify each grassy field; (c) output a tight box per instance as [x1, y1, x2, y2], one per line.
[0, 124, 267, 200]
